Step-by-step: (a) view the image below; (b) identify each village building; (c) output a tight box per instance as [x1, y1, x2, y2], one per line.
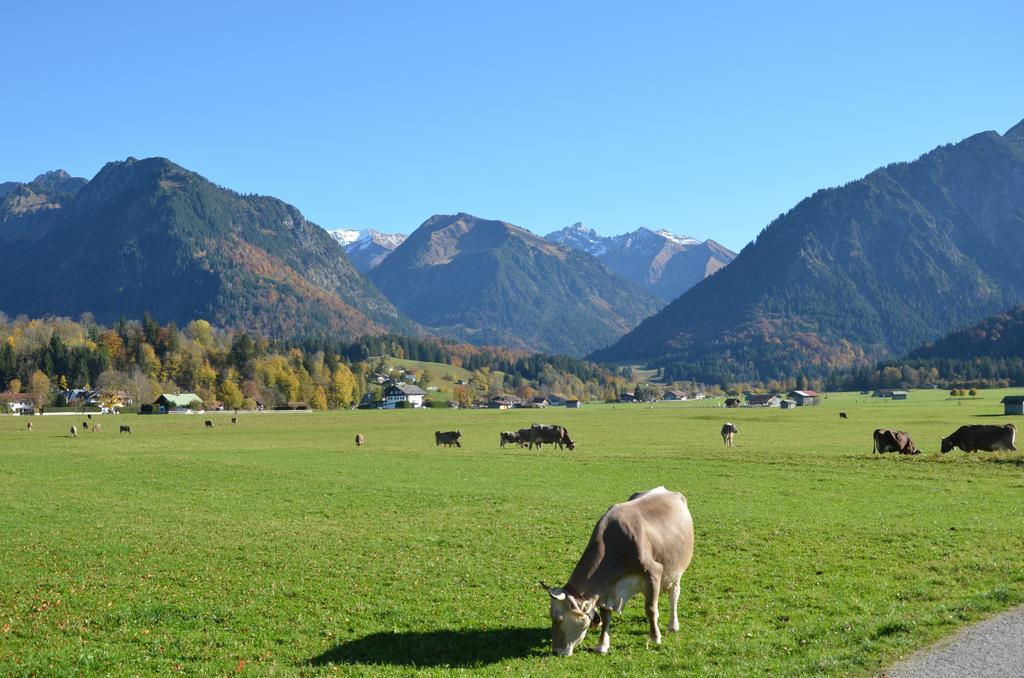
[154, 393, 204, 413]
[746, 393, 782, 408]
[779, 399, 798, 409]
[619, 392, 637, 403]
[1001, 395, 1024, 415]
[890, 390, 909, 400]
[530, 396, 550, 408]
[0, 392, 35, 415]
[872, 388, 906, 399]
[663, 390, 688, 401]
[565, 399, 583, 409]
[547, 394, 568, 407]
[488, 395, 521, 410]
[382, 383, 426, 409]
[789, 390, 820, 406]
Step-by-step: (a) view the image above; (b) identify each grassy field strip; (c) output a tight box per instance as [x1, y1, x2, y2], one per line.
[1, 390, 1023, 674]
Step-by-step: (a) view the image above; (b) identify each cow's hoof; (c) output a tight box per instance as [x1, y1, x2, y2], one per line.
[650, 635, 662, 645]
[668, 622, 680, 633]
[593, 645, 609, 655]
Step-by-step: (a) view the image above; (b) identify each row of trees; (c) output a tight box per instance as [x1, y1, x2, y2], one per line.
[0, 314, 652, 410]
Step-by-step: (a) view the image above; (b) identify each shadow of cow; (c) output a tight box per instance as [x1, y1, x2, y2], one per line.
[306, 627, 546, 668]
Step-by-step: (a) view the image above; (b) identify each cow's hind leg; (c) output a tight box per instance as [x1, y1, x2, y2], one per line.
[595, 607, 612, 654]
[643, 563, 664, 644]
[668, 574, 682, 632]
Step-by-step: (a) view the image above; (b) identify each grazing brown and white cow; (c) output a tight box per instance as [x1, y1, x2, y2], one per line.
[435, 430, 462, 447]
[499, 431, 521, 448]
[92, 423, 101, 434]
[530, 424, 575, 450]
[26, 421, 33, 431]
[355, 433, 364, 447]
[872, 429, 919, 455]
[543, 487, 694, 656]
[70, 425, 77, 438]
[941, 424, 1017, 453]
[721, 423, 738, 446]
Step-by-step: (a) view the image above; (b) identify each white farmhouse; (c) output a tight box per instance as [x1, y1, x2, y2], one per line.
[382, 383, 426, 409]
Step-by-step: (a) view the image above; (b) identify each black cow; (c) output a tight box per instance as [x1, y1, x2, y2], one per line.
[941, 424, 1017, 453]
[205, 420, 214, 428]
[120, 425, 132, 434]
[839, 412, 848, 420]
[435, 430, 462, 447]
[530, 424, 575, 450]
[721, 423, 738, 447]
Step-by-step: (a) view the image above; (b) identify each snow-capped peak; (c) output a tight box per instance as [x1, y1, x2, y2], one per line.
[328, 228, 406, 250]
[654, 229, 700, 246]
[328, 228, 361, 245]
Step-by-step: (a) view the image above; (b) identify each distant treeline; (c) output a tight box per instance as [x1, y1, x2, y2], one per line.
[0, 315, 630, 410]
[293, 334, 614, 388]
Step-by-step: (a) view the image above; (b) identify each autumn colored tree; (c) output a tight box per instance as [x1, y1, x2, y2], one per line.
[218, 380, 244, 410]
[453, 385, 473, 408]
[310, 386, 328, 410]
[29, 370, 52, 407]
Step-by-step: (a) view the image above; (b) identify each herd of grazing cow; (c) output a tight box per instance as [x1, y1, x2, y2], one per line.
[500, 424, 576, 450]
[430, 424, 577, 450]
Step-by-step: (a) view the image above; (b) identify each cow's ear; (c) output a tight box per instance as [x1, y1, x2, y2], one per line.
[580, 598, 596, 615]
[541, 582, 566, 600]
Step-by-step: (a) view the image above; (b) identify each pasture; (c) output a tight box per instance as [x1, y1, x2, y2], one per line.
[2, 391, 1024, 675]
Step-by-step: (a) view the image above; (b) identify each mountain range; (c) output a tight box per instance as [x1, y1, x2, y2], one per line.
[0, 158, 412, 338]
[6, 116, 1023, 375]
[368, 213, 662, 355]
[544, 223, 735, 301]
[593, 119, 1024, 382]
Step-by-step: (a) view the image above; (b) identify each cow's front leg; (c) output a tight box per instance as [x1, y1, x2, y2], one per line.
[595, 607, 612, 654]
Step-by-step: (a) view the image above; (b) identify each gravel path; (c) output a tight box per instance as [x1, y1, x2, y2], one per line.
[884, 605, 1024, 677]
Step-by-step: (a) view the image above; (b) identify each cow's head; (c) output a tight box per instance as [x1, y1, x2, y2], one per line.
[941, 437, 954, 453]
[543, 583, 595, 656]
[565, 438, 576, 451]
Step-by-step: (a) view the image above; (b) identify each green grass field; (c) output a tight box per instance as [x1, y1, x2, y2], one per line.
[2, 391, 1023, 675]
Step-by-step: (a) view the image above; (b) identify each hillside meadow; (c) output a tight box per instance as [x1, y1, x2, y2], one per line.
[1, 390, 1023, 675]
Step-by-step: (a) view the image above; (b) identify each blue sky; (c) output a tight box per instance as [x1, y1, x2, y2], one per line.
[2, 1, 1022, 251]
